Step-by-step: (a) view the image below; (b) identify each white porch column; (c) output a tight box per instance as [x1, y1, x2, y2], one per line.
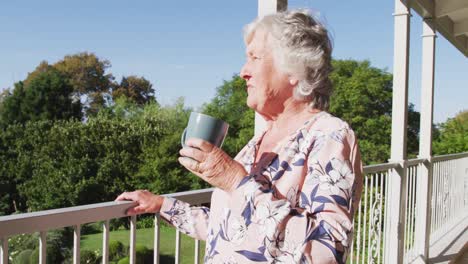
[414, 19, 436, 262]
[385, 1, 411, 263]
[254, 0, 288, 136]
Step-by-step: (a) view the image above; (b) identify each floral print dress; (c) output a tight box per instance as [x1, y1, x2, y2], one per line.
[160, 112, 363, 263]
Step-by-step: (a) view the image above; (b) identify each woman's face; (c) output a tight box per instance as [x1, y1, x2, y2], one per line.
[240, 29, 294, 117]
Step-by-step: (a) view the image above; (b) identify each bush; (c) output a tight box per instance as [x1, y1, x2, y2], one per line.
[29, 249, 39, 264]
[29, 241, 63, 264]
[8, 234, 37, 260]
[80, 249, 100, 264]
[135, 245, 152, 263]
[136, 216, 154, 229]
[81, 222, 102, 235]
[109, 241, 125, 261]
[110, 218, 130, 231]
[117, 257, 129, 264]
[12, 249, 33, 264]
[111, 245, 152, 264]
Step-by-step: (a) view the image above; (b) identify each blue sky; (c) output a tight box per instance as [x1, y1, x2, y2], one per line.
[0, 0, 466, 123]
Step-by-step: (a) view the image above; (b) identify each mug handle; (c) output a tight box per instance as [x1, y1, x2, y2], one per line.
[181, 128, 187, 147]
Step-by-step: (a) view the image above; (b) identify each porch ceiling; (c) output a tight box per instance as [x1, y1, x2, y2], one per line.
[406, 0, 468, 57]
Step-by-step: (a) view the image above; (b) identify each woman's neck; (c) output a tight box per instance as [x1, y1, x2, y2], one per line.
[266, 99, 321, 135]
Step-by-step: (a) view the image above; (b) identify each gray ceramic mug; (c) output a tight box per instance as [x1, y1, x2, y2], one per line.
[181, 112, 229, 148]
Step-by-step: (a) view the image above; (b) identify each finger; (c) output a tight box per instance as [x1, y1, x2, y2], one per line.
[179, 147, 205, 162]
[126, 207, 138, 215]
[115, 194, 124, 201]
[178, 156, 199, 172]
[186, 138, 214, 152]
[133, 205, 146, 213]
[115, 192, 133, 201]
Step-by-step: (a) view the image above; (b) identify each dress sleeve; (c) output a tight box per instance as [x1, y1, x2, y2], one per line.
[158, 197, 210, 241]
[299, 127, 363, 262]
[232, 126, 363, 263]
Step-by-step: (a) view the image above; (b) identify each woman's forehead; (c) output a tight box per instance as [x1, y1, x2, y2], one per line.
[246, 30, 271, 52]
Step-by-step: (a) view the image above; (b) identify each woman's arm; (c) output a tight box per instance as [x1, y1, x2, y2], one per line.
[158, 197, 210, 241]
[115, 190, 210, 241]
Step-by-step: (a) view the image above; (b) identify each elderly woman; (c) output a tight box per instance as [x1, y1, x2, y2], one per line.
[117, 10, 363, 263]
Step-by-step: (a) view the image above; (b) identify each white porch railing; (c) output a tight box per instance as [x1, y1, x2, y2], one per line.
[430, 153, 468, 240]
[1, 153, 467, 264]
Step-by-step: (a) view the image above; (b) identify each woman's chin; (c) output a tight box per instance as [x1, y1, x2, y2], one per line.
[246, 99, 257, 110]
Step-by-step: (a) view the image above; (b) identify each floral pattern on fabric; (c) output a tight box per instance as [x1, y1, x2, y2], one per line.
[159, 112, 363, 263]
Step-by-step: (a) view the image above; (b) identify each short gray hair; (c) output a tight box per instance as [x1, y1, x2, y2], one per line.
[243, 9, 333, 110]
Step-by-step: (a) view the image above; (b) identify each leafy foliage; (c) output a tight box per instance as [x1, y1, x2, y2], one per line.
[22, 53, 114, 116]
[135, 245, 153, 263]
[112, 76, 156, 105]
[329, 60, 420, 164]
[109, 241, 126, 261]
[53, 52, 113, 96]
[117, 257, 130, 264]
[8, 231, 70, 264]
[12, 249, 33, 264]
[0, 67, 81, 127]
[80, 250, 101, 264]
[7, 52, 157, 118]
[0, 100, 201, 214]
[433, 110, 468, 155]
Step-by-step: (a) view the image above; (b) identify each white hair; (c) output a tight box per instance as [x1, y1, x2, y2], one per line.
[243, 9, 333, 110]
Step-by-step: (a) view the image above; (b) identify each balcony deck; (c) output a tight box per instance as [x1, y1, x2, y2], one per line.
[429, 214, 468, 264]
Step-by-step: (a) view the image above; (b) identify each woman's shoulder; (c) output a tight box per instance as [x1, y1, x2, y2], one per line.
[308, 111, 354, 133]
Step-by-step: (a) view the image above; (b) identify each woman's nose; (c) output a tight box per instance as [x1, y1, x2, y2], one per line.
[240, 63, 251, 80]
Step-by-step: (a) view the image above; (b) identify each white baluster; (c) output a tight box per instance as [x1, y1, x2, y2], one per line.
[130, 216, 136, 264]
[154, 214, 160, 264]
[194, 239, 200, 264]
[73, 225, 81, 264]
[102, 220, 110, 264]
[39, 231, 47, 264]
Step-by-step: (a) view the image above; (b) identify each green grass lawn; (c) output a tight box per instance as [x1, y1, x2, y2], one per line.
[81, 225, 205, 264]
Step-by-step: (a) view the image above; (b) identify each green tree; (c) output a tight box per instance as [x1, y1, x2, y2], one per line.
[53, 52, 113, 96]
[112, 76, 156, 105]
[22, 61, 50, 86]
[0, 87, 12, 104]
[19, 53, 114, 116]
[433, 110, 468, 155]
[0, 67, 81, 127]
[0, 82, 26, 126]
[53, 52, 114, 114]
[329, 59, 420, 164]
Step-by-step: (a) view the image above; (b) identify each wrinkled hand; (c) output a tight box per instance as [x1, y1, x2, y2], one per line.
[179, 138, 247, 192]
[115, 190, 164, 215]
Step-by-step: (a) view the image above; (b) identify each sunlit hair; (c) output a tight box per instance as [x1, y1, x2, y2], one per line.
[243, 9, 333, 110]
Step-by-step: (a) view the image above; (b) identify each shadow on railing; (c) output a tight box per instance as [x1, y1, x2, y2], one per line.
[1, 153, 467, 264]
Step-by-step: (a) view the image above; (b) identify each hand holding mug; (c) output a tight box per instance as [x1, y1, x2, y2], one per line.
[179, 138, 246, 192]
[179, 112, 246, 192]
[181, 112, 229, 148]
